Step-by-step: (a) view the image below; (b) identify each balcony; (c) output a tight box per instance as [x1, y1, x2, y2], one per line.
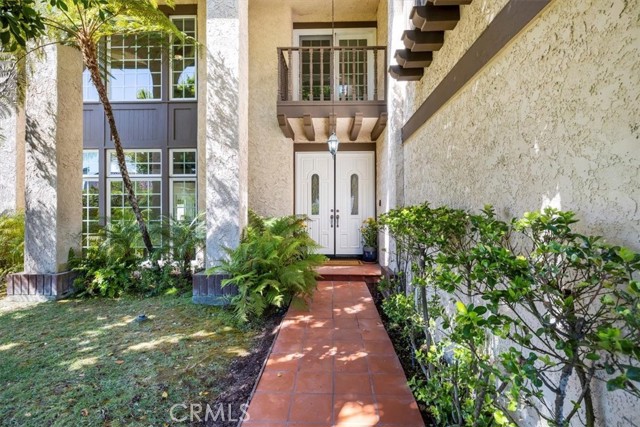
[276, 46, 387, 142]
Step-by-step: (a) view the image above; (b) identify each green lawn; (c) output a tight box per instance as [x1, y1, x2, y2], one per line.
[0, 296, 256, 426]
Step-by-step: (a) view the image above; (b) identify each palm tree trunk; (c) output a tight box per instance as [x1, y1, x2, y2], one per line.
[79, 34, 154, 253]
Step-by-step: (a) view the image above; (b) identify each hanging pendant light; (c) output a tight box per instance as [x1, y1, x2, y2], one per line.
[327, 0, 339, 157]
[327, 131, 339, 156]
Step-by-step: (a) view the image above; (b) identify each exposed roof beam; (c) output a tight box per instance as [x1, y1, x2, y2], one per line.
[395, 49, 433, 68]
[277, 114, 294, 139]
[303, 114, 315, 141]
[349, 112, 363, 141]
[431, 0, 472, 5]
[389, 65, 424, 81]
[371, 112, 388, 141]
[402, 29, 445, 52]
[411, 4, 460, 32]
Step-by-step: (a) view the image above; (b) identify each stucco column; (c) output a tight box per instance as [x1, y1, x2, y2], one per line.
[193, 0, 248, 304]
[7, 44, 83, 301]
[204, 0, 249, 267]
[0, 62, 25, 213]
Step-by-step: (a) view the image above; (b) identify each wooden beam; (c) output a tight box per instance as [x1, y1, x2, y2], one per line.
[395, 49, 433, 68]
[371, 112, 388, 141]
[411, 4, 460, 32]
[277, 114, 294, 139]
[328, 113, 337, 134]
[431, 0, 472, 5]
[303, 114, 315, 141]
[402, 29, 444, 52]
[402, 0, 551, 142]
[389, 65, 424, 81]
[349, 113, 363, 141]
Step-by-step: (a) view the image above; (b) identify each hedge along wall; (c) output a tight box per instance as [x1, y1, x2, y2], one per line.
[387, 0, 640, 425]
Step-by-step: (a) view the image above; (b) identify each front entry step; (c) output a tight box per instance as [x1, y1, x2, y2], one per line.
[316, 263, 382, 285]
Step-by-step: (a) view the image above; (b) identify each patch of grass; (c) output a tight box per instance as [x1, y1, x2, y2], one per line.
[0, 296, 256, 426]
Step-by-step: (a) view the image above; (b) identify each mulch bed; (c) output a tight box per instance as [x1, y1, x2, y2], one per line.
[367, 282, 433, 425]
[200, 312, 283, 427]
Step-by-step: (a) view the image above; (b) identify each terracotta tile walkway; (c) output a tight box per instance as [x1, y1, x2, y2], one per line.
[243, 281, 425, 427]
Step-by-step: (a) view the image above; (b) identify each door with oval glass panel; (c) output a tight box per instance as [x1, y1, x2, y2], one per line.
[295, 151, 375, 256]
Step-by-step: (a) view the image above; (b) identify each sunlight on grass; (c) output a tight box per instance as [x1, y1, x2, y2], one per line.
[0, 295, 257, 427]
[67, 356, 99, 371]
[125, 334, 186, 352]
[0, 342, 20, 351]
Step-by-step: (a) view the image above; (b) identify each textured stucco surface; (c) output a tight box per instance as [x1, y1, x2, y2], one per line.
[0, 71, 19, 214]
[247, 1, 294, 217]
[23, 45, 83, 273]
[402, 0, 640, 251]
[204, 0, 249, 266]
[390, 0, 640, 424]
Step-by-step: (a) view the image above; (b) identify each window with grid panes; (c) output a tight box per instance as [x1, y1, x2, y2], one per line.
[171, 17, 197, 99]
[170, 149, 197, 221]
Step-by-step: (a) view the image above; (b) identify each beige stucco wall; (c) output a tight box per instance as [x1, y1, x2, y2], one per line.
[247, 1, 294, 217]
[401, 0, 640, 250]
[247, 0, 388, 217]
[389, 0, 640, 424]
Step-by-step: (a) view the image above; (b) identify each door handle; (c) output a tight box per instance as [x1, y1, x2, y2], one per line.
[330, 214, 334, 228]
[335, 214, 340, 228]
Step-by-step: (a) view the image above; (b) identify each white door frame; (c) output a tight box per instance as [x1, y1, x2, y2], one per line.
[295, 150, 375, 256]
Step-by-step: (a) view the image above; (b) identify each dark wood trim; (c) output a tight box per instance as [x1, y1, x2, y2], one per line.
[303, 114, 315, 141]
[293, 21, 377, 30]
[402, 0, 551, 142]
[159, 4, 198, 15]
[277, 114, 295, 139]
[371, 113, 388, 141]
[277, 101, 386, 119]
[349, 113, 363, 141]
[294, 143, 376, 152]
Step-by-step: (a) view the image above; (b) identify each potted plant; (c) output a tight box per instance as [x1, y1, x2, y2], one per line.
[360, 217, 378, 263]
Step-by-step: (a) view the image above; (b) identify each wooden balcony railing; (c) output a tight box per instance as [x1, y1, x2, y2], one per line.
[277, 46, 387, 104]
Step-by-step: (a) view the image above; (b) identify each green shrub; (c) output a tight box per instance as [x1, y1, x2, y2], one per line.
[71, 212, 206, 298]
[151, 213, 205, 277]
[379, 203, 640, 426]
[211, 211, 326, 323]
[0, 211, 24, 295]
[70, 218, 143, 297]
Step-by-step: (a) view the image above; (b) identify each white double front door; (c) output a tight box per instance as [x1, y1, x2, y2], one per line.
[295, 151, 375, 255]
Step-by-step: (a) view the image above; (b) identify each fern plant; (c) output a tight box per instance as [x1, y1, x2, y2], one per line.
[211, 211, 326, 322]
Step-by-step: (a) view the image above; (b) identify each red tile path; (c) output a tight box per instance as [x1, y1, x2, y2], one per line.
[242, 281, 425, 427]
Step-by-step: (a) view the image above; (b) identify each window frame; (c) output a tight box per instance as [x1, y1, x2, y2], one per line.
[169, 15, 198, 101]
[169, 148, 198, 177]
[169, 178, 198, 221]
[107, 149, 163, 178]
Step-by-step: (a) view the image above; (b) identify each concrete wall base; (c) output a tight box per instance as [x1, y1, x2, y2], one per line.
[192, 272, 238, 306]
[6, 271, 75, 301]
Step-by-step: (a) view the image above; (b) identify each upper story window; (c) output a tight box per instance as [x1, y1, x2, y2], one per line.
[83, 16, 197, 102]
[110, 34, 163, 101]
[171, 16, 197, 100]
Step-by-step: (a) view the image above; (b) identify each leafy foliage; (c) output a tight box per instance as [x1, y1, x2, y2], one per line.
[360, 217, 379, 247]
[379, 203, 640, 426]
[71, 213, 205, 297]
[211, 211, 326, 323]
[0, 211, 24, 294]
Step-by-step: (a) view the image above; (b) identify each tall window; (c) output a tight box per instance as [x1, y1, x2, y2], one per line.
[107, 150, 162, 239]
[82, 150, 100, 249]
[171, 16, 197, 99]
[170, 149, 197, 220]
[82, 16, 198, 102]
[109, 34, 163, 101]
